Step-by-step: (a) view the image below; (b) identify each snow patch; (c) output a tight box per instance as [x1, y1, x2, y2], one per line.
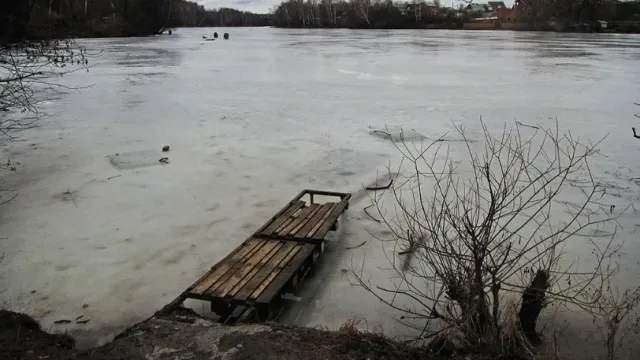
[369, 126, 427, 142]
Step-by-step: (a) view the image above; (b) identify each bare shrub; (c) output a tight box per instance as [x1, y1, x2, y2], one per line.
[1, 38, 91, 140]
[353, 121, 622, 358]
[339, 317, 364, 334]
[585, 281, 640, 360]
[1, 38, 94, 206]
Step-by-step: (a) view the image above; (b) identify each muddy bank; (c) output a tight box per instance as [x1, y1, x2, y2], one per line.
[1, 310, 74, 360]
[1, 309, 430, 360]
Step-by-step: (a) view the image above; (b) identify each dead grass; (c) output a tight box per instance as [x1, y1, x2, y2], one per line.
[218, 321, 427, 360]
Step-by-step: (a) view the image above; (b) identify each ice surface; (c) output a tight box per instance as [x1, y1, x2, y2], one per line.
[1, 28, 640, 354]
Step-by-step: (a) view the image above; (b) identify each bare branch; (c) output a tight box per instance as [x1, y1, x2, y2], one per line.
[352, 120, 622, 357]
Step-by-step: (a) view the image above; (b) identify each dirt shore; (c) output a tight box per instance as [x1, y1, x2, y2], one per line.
[1, 309, 430, 360]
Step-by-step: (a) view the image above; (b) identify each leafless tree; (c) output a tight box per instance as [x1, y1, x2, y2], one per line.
[413, 0, 422, 23]
[1, 37, 93, 206]
[585, 281, 640, 360]
[1, 39, 91, 140]
[353, 121, 622, 357]
[351, 0, 371, 26]
[322, 0, 337, 26]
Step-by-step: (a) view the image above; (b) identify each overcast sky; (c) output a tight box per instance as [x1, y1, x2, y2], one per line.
[195, 0, 276, 13]
[194, 0, 516, 15]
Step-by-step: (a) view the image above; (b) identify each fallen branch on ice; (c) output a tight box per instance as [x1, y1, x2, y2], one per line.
[366, 179, 393, 191]
[346, 241, 366, 250]
[363, 205, 381, 223]
[516, 121, 540, 130]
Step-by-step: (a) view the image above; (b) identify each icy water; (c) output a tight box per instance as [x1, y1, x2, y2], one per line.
[1, 28, 640, 353]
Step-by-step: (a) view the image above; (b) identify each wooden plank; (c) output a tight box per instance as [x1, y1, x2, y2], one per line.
[204, 238, 268, 295]
[235, 241, 298, 301]
[253, 191, 306, 235]
[311, 200, 349, 239]
[295, 203, 333, 238]
[249, 244, 304, 300]
[210, 240, 281, 298]
[306, 203, 338, 238]
[261, 200, 305, 235]
[304, 189, 352, 198]
[227, 241, 285, 298]
[289, 203, 321, 236]
[272, 204, 306, 234]
[256, 243, 316, 303]
[278, 205, 315, 236]
[190, 238, 262, 295]
[272, 216, 295, 235]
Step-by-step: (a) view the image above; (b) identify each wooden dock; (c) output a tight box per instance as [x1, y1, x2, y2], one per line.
[160, 189, 351, 322]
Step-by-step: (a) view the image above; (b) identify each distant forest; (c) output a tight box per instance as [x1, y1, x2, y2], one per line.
[271, 0, 460, 29]
[167, 0, 271, 28]
[1, 0, 270, 40]
[269, 0, 640, 30]
[2, 0, 640, 40]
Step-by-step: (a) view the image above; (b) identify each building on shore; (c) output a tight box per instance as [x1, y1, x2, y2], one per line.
[463, 1, 522, 30]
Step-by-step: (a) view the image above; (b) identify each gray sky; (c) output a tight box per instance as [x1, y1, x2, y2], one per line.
[195, 0, 276, 13]
[194, 0, 516, 15]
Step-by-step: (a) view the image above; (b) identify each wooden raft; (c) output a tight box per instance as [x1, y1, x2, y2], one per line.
[254, 189, 351, 244]
[164, 189, 351, 322]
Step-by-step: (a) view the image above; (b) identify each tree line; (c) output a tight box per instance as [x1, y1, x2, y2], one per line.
[518, 0, 624, 27]
[168, 0, 270, 28]
[271, 0, 462, 29]
[0, 0, 269, 41]
[2, 0, 172, 40]
[3, 0, 638, 39]
[270, 0, 640, 31]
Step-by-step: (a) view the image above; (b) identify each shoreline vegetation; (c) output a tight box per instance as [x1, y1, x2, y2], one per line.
[269, 0, 640, 33]
[1, 0, 270, 40]
[2, 0, 640, 41]
[0, 309, 428, 360]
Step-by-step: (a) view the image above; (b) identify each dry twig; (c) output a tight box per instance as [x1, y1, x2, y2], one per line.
[351, 120, 620, 357]
[366, 179, 393, 191]
[363, 205, 381, 223]
[346, 241, 367, 250]
[516, 121, 540, 130]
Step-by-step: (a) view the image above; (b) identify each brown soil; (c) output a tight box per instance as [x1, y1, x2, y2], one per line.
[0, 309, 429, 360]
[1, 310, 74, 360]
[217, 324, 427, 360]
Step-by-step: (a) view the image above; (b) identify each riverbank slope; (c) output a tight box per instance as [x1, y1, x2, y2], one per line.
[1, 309, 428, 360]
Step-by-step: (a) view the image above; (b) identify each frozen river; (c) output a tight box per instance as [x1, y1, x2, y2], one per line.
[1, 28, 640, 351]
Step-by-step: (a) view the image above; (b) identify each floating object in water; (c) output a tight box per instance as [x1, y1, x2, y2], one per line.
[223, 33, 229, 40]
[162, 145, 170, 152]
[214, 32, 218, 38]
